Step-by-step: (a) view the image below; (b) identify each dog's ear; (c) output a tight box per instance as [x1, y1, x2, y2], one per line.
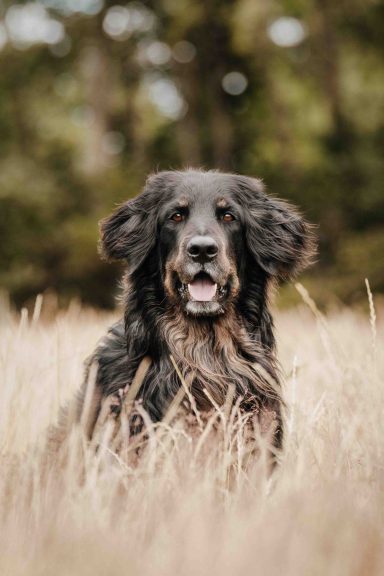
[235, 176, 315, 279]
[99, 177, 163, 271]
[100, 171, 177, 271]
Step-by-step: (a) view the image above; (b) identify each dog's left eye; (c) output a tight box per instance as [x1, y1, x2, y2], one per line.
[170, 212, 185, 222]
[222, 212, 235, 222]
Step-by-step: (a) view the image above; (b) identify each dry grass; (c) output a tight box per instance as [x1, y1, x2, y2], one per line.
[0, 289, 383, 576]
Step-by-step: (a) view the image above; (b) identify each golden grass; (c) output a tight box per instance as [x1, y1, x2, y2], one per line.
[0, 289, 383, 576]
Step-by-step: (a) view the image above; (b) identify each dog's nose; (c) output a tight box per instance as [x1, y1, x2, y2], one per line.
[187, 236, 219, 262]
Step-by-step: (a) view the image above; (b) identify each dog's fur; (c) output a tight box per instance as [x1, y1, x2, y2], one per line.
[69, 170, 314, 449]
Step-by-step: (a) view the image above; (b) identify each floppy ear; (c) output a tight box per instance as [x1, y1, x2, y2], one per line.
[100, 171, 178, 271]
[236, 176, 315, 279]
[99, 185, 159, 272]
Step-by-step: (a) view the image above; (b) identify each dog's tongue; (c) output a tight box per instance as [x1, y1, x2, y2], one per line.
[188, 276, 217, 302]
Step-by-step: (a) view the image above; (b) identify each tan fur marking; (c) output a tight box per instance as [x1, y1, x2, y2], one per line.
[164, 261, 179, 301]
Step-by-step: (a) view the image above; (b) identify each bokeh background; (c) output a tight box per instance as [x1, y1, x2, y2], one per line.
[0, 0, 383, 309]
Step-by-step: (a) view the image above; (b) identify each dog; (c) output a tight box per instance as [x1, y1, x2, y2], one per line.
[63, 169, 314, 451]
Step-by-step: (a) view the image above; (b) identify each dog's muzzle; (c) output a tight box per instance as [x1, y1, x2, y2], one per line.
[165, 235, 239, 317]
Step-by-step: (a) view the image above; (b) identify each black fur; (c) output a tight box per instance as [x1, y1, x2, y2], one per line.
[79, 170, 314, 446]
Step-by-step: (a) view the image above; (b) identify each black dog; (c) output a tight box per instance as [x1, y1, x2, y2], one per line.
[72, 170, 314, 448]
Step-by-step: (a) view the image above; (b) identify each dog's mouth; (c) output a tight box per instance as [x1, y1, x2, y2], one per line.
[188, 272, 222, 302]
[176, 271, 229, 316]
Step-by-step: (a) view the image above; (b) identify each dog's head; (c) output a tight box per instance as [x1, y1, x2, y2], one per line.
[100, 170, 315, 317]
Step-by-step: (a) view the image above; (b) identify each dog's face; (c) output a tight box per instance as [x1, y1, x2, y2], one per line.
[100, 170, 314, 317]
[158, 176, 244, 316]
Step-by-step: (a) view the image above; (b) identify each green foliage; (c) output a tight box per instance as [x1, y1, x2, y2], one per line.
[0, 0, 383, 308]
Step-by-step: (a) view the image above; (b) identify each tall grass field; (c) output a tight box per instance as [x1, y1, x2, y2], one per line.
[0, 285, 383, 576]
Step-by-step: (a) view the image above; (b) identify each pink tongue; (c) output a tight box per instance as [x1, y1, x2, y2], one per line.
[188, 277, 217, 302]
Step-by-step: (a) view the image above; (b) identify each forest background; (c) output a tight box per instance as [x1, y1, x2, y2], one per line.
[0, 0, 383, 309]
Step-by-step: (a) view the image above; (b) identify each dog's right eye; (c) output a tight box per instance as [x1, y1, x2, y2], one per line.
[170, 212, 185, 222]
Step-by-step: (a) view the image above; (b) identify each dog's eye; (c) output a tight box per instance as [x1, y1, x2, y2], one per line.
[222, 212, 235, 222]
[170, 212, 185, 223]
